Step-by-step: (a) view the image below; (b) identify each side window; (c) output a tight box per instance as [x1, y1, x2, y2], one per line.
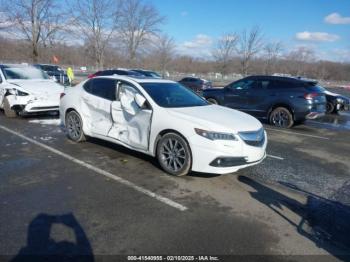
[229, 80, 255, 90]
[89, 78, 116, 100]
[83, 80, 92, 93]
[269, 80, 296, 89]
[0, 74, 2, 84]
[259, 80, 271, 89]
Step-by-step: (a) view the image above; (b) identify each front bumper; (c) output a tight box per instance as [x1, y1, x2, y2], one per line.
[337, 102, 349, 111]
[189, 132, 267, 174]
[7, 95, 60, 114]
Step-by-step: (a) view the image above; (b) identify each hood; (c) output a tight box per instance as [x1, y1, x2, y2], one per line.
[167, 105, 262, 133]
[324, 90, 342, 97]
[7, 80, 64, 96]
[324, 90, 349, 101]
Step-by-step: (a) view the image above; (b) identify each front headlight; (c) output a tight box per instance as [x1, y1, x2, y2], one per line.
[336, 98, 345, 103]
[8, 88, 29, 96]
[195, 128, 237, 141]
[16, 90, 29, 96]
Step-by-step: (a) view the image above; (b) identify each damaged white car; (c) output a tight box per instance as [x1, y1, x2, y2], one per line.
[60, 76, 267, 176]
[0, 64, 64, 117]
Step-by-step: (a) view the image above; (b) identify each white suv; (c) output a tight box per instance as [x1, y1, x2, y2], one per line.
[60, 76, 267, 176]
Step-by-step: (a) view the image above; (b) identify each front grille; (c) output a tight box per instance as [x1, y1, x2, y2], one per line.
[239, 128, 265, 147]
[31, 106, 59, 110]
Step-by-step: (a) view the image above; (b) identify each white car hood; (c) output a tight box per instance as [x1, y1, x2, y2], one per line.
[324, 90, 341, 96]
[167, 105, 262, 133]
[7, 80, 64, 96]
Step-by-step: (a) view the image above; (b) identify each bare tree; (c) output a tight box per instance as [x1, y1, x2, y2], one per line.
[236, 26, 264, 76]
[0, 12, 9, 30]
[69, 0, 120, 69]
[2, 0, 65, 62]
[285, 46, 316, 76]
[263, 41, 283, 74]
[212, 33, 238, 77]
[148, 34, 175, 77]
[118, 0, 165, 65]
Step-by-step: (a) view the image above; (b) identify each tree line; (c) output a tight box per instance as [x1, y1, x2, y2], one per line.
[0, 0, 349, 81]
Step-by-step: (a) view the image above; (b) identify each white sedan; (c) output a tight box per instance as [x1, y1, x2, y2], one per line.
[0, 64, 64, 117]
[60, 76, 267, 176]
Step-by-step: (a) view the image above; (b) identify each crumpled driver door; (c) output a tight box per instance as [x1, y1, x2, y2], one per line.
[108, 81, 152, 151]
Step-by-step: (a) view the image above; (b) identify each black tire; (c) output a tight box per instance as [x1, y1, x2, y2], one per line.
[156, 133, 192, 176]
[3, 97, 17, 118]
[269, 107, 294, 128]
[207, 98, 218, 105]
[326, 102, 335, 114]
[65, 110, 86, 142]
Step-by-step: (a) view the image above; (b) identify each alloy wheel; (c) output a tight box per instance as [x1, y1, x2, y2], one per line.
[159, 138, 186, 172]
[157, 133, 191, 176]
[270, 107, 293, 128]
[66, 111, 84, 142]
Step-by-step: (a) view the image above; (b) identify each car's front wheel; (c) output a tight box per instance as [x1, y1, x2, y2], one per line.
[65, 110, 86, 142]
[269, 107, 294, 128]
[157, 133, 192, 176]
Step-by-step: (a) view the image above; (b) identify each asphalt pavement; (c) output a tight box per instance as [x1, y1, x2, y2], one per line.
[1, 90, 350, 261]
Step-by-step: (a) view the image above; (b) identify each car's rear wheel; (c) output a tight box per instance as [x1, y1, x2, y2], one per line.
[269, 107, 294, 128]
[3, 97, 17, 118]
[157, 133, 192, 176]
[326, 102, 335, 114]
[65, 110, 86, 142]
[207, 98, 218, 105]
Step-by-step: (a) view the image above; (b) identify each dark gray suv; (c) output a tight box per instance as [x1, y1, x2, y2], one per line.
[203, 75, 326, 128]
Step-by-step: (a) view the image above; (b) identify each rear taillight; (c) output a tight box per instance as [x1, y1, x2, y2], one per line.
[60, 93, 66, 99]
[88, 74, 96, 79]
[304, 92, 319, 100]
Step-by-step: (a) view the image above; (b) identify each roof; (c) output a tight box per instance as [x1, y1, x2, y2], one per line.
[246, 75, 318, 84]
[34, 64, 60, 67]
[94, 75, 174, 84]
[0, 63, 32, 68]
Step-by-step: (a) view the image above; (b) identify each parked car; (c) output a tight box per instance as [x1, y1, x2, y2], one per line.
[34, 64, 69, 85]
[130, 69, 162, 78]
[60, 76, 266, 176]
[178, 77, 212, 93]
[203, 75, 327, 128]
[88, 69, 142, 79]
[295, 77, 349, 114]
[322, 88, 349, 114]
[0, 64, 64, 117]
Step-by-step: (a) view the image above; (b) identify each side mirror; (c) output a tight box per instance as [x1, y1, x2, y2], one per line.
[134, 93, 146, 108]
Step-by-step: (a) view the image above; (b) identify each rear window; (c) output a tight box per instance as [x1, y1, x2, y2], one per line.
[306, 85, 326, 92]
[268, 80, 298, 89]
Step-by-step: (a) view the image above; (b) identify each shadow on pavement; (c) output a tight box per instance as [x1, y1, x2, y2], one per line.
[11, 213, 94, 262]
[238, 176, 350, 261]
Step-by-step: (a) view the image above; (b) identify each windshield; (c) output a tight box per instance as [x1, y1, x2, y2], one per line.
[2, 66, 49, 80]
[145, 71, 161, 78]
[141, 82, 209, 108]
